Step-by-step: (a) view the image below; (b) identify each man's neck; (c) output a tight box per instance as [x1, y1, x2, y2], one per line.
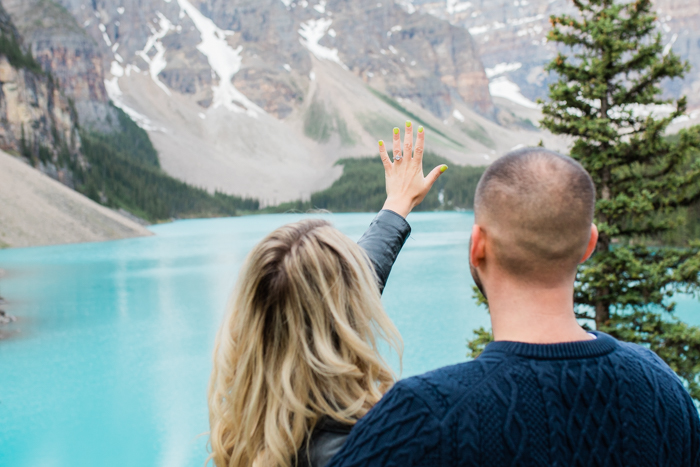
[486, 276, 592, 344]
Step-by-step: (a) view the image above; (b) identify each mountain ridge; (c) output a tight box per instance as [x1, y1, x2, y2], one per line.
[36, 0, 567, 202]
[4, 0, 695, 208]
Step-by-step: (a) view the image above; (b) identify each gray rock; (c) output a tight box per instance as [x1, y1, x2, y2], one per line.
[411, 0, 700, 108]
[3, 0, 120, 132]
[0, 3, 81, 179]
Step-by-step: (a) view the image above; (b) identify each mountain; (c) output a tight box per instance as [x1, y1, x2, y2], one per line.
[0, 3, 149, 247]
[410, 0, 700, 112]
[0, 0, 264, 241]
[3, 0, 119, 132]
[3, 0, 695, 210]
[22, 0, 564, 204]
[0, 1, 81, 186]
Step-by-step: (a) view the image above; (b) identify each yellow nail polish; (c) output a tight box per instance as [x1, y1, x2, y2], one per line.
[418, 126, 424, 133]
[393, 127, 399, 134]
[440, 165, 448, 173]
[378, 140, 384, 146]
[406, 121, 411, 127]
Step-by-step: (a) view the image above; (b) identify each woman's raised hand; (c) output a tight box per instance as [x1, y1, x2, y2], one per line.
[379, 121, 448, 218]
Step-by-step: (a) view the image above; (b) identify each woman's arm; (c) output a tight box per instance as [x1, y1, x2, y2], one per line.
[358, 210, 411, 293]
[359, 122, 447, 293]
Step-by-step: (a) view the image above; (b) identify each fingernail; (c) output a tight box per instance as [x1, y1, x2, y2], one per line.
[418, 126, 424, 133]
[378, 140, 384, 146]
[440, 165, 448, 173]
[406, 121, 411, 128]
[393, 127, 399, 134]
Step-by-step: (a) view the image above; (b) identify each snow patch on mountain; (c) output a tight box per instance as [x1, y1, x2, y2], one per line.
[98, 23, 112, 47]
[313, 1, 327, 14]
[177, 0, 262, 117]
[299, 18, 348, 69]
[573, 99, 693, 124]
[395, 0, 416, 15]
[674, 109, 700, 124]
[485, 62, 522, 78]
[136, 12, 174, 96]
[105, 61, 167, 132]
[446, 1, 472, 14]
[663, 33, 678, 56]
[613, 103, 696, 124]
[517, 24, 544, 37]
[489, 77, 540, 109]
[509, 14, 545, 26]
[469, 21, 507, 35]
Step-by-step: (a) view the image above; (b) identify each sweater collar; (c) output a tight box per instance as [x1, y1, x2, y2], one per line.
[480, 331, 618, 360]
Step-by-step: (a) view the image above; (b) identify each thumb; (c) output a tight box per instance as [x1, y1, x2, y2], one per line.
[426, 164, 448, 187]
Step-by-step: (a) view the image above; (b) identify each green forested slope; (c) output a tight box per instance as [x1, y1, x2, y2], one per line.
[0, 32, 42, 74]
[267, 153, 486, 214]
[88, 106, 160, 167]
[75, 105, 259, 222]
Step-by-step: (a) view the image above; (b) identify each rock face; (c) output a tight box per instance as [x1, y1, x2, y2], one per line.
[2, 0, 118, 131]
[52, 0, 493, 120]
[410, 0, 700, 111]
[323, 0, 493, 117]
[0, 2, 80, 185]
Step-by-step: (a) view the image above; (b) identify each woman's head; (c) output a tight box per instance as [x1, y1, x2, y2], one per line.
[208, 219, 401, 467]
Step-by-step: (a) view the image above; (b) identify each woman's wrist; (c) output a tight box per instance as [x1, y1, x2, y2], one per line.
[382, 198, 414, 219]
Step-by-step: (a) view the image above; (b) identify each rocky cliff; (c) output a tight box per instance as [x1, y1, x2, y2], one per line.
[3, 0, 118, 131]
[0, 2, 80, 186]
[410, 0, 700, 111]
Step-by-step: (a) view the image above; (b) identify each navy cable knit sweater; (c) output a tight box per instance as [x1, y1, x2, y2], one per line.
[329, 332, 700, 466]
[325, 211, 700, 466]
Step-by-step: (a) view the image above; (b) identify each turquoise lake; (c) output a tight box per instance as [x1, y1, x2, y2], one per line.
[0, 212, 697, 466]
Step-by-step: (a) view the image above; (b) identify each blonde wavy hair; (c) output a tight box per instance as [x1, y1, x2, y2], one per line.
[208, 219, 402, 467]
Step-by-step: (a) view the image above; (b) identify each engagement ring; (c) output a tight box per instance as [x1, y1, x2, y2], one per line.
[394, 156, 402, 161]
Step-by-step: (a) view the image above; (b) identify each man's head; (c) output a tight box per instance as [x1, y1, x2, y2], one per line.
[470, 147, 597, 291]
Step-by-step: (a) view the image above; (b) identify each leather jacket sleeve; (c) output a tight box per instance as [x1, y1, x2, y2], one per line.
[296, 418, 354, 467]
[357, 210, 411, 293]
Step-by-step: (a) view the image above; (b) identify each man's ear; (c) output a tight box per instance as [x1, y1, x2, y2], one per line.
[580, 224, 599, 263]
[470, 224, 487, 268]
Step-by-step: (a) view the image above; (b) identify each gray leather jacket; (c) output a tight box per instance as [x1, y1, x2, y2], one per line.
[296, 210, 411, 467]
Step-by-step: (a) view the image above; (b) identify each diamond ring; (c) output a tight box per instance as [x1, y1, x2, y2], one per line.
[394, 155, 402, 161]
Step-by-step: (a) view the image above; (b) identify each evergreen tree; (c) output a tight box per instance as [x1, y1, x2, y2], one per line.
[539, 0, 700, 400]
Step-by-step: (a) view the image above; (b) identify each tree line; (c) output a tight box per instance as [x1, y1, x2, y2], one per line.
[266, 153, 486, 214]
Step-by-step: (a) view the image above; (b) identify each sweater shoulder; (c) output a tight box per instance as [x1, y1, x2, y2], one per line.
[615, 340, 681, 380]
[399, 351, 509, 422]
[611, 340, 693, 402]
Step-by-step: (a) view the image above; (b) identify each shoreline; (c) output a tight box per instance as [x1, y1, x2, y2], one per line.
[0, 269, 16, 328]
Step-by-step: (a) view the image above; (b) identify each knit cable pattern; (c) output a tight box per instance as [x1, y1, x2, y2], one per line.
[329, 332, 700, 467]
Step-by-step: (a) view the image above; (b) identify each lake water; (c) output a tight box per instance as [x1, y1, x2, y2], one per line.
[0, 212, 697, 467]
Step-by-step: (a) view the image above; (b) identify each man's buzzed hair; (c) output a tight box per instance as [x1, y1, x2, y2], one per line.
[474, 148, 595, 283]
